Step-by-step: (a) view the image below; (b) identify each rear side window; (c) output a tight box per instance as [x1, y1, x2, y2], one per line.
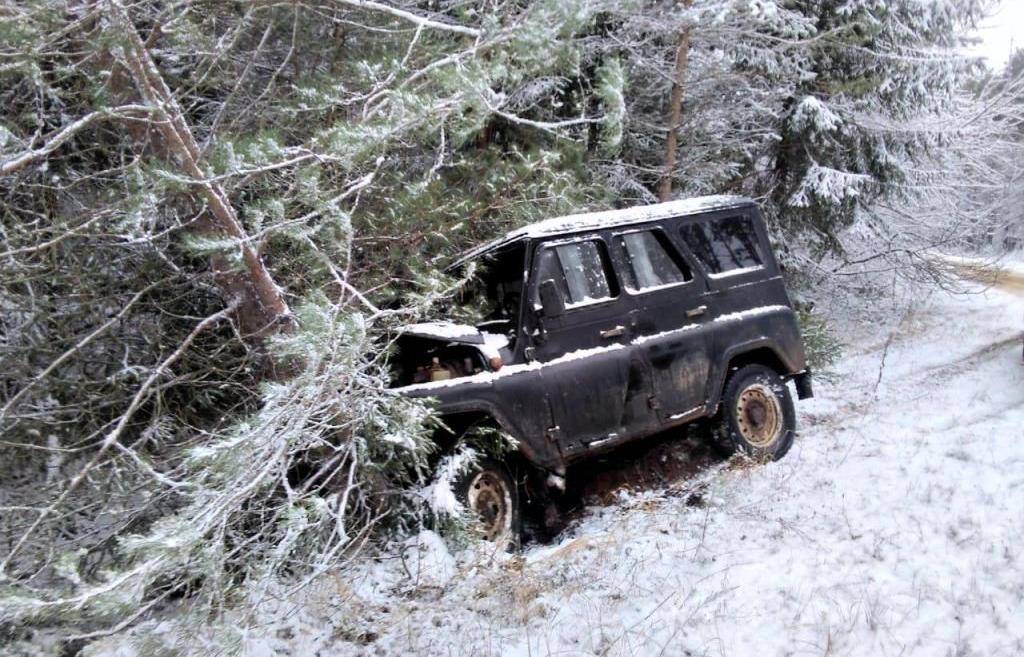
[536, 240, 618, 307]
[680, 215, 763, 275]
[617, 230, 692, 291]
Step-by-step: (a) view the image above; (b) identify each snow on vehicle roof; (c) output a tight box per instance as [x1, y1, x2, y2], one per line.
[508, 194, 751, 239]
[402, 321, 482, 343]
[450, 195, 752, 268]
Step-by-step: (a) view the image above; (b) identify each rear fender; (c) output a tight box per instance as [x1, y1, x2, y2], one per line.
[706, 340, 802, 414]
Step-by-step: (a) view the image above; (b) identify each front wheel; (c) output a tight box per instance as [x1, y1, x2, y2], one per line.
[713, 364, 796, 461]
[455, 458, 520, 551]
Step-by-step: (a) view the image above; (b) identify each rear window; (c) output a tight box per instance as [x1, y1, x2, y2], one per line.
[536, 240, 618, 307]
[680, 215, 763, 275]
[617, 230, 692, 291]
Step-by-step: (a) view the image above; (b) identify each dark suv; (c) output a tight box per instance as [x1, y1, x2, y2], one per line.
[391, 195, 812, 544]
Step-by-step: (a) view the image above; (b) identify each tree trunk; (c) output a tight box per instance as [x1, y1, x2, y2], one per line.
[659, 6, 694, 203]
[107, 0, 292, 340]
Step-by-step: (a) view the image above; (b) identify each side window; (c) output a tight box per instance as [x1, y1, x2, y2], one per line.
[535, 239, 618, 308]
[617, 229, 692, 291]
[680, 215, 763, 275]
[536, 247, 570, 301]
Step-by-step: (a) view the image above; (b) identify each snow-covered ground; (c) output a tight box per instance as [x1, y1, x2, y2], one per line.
[89, 272, 1024, 657]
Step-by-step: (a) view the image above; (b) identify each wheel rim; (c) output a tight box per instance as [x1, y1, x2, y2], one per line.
[735, 383, 782, 448]
[466, 471, 512, 542]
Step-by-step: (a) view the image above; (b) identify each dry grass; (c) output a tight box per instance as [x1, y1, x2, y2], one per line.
[934, 256, 1024, 295]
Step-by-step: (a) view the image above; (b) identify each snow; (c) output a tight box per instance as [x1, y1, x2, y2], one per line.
[479, 332, 509, 361]
[403, 321, 481, 340]
[623, 279, 688, 294]
[341, 278, 1024, 656]
[667, 405, 703, 421]
[401, 305, 791, 394]
[453, 196, 751, 266]
[420, 448, 475, 516]
[713, 304, 790, 324]
[399, 530, 457, 589]
[86, 270, 1024, 657]
[791, 95, 842, 132]
[512, 195, 750, 240]
[634, 322, 700, 345]
[790, 164, 872, 207]
[400, 322, 509, 362]
[707, 264, 764, 279]
[637, 305, 791, 346]
[564, 294, 613, 310]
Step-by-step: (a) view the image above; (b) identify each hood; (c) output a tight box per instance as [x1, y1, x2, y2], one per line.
[400, 321, 510, 360]
[401, 321, 485, 344]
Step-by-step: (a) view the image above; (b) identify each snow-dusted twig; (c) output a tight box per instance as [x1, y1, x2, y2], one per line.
[0, 105, 152, 176]
[0, 301, 239, 578]
[333, 0, 480, 38]
[0, 281, 162, 423]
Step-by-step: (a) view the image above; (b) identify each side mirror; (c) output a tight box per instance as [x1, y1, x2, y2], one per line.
[538, 279, 565, 318]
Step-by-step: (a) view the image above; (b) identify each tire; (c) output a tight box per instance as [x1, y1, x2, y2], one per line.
[712, 364, 796, 461]
[454, 457, 521, 551]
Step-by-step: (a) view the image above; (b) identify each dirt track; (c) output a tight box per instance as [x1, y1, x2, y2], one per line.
[941, 257, 1024, 294]
[993, 269, 1024, 294]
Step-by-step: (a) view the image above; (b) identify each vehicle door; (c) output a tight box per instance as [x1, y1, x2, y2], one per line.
[678, 209, 784, 387]
[614, 226, 712, 421]
[527, 235, 634, 454]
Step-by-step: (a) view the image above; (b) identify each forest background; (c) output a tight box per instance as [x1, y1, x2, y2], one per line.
[1, 0, 1022, 652]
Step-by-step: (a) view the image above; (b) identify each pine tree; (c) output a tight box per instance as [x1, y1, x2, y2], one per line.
[771, 0, 988, 257]
[0, 0, 614, 644]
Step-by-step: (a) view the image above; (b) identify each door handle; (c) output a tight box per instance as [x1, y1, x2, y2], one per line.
[599, 325, 626, 339]
[686, 305, 708, 318]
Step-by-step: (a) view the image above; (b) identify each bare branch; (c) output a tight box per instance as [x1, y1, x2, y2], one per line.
[0, 301, 239, 578]
[0, 281, 162, 423]
[332, 0, 480, 38]
[0, 105, 152, 176]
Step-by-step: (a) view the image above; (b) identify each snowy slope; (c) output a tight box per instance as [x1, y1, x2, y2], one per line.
[87, 278, 1024, 657]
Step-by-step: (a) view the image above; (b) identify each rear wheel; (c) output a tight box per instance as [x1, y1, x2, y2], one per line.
[713, 364, 796, 461]
[455, 458, 520, 551]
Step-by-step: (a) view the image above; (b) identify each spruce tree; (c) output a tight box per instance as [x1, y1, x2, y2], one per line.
[771, 0, 988, 256]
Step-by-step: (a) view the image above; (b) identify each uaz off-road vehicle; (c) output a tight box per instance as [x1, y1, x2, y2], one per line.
[391, 195, 813, 545]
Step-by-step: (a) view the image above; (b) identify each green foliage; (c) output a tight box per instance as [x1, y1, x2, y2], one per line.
[796, 307, 843, 381]
[596, 58, 626, 155]
[353, 142, 599, 300]
[770, 0, 988, 252]
[458, 425, 520, 460]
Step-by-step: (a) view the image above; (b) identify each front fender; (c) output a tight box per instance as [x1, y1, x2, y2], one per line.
[396, 369, 562, 471]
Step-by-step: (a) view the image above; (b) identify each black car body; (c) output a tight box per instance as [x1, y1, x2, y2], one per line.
[392, 195, 813, 478]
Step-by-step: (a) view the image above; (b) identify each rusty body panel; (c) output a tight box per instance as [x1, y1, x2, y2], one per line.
[396, 196, 812, 475]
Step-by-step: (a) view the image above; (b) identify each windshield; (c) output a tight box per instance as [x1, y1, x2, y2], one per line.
[451, 241, 526, 340]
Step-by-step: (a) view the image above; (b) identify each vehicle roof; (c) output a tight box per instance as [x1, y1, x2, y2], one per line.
[449, 194, 753, 270]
